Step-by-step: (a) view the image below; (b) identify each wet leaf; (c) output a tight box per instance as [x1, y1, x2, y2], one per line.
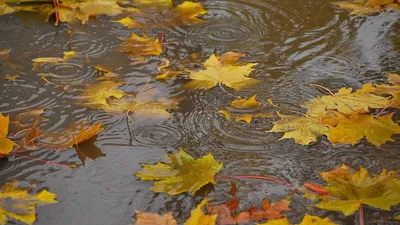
[115, 0, 207, 29]
[302, 164, 400, 216]
[17, 119, 42, 151]
[0, 49, 10, 60]
[119, 32, 162, 57]
[0, 180, 57, 225]
[134, 211, 177, 225]
[184, 199, 217, 225]
[267, 112, 329, 145]
[321, 110, 400, 146]
[136, 149, 223, 195]
[0, 113, 17, 155]
[394, 215, 400, 221]
[231, 95, 263, 109]
[4, 74, 18, 81]
[258, 214, 337, 225]
[81, 80, 128, 108]
[369, 73, 400, 108]
[184, 53, 259, 91]
[219, 110, 272, 124]
[303, 84, 389, 115]
[63, 50, 76, 60]
[330, 1, 381, 15]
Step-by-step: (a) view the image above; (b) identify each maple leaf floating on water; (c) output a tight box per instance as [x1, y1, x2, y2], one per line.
[134, 199, 217, 225]
[0, 180, 57, 225]
[119, 32, 162, 57]
[301, 164, 400, 216]
[331, 0, 400, 15]
[369, 73, 400, 108]
[257, 214, 337, 225]
[0, 113, 17, 156]
[114, 0, 207, 29]
[136, 149, 223, 195]
[184, 53, 259, 91]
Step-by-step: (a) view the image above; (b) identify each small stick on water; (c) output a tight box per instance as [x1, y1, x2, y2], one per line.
[160, 30, 165, 46]
[359, 204, 364, 225]
[375, 102, 394, 119]
[41, 76, 68, 91]
[218, 175, 293, 186]
[67, 30, 72, 51]
[10, 152, 75, 169]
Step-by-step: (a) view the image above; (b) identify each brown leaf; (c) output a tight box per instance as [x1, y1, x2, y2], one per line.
[135, 211, 177, 225]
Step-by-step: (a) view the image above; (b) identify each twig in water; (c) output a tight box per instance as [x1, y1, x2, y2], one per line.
[10, 152, 75, 169]
[41, 76, 68, 91]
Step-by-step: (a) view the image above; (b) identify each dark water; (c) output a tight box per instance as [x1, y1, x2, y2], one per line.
[0, 0, 400, 224]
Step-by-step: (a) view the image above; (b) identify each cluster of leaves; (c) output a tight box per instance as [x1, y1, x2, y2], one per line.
[134, 150, 400, 224]
[268, 73, 400, 146]
[0, 181, 57, 225]
[331, 0, 400, 15]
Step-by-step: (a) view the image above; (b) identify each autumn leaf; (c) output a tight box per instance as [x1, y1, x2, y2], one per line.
[369, 73, 400, 108]
[330, 1, 381, 15]
[231, 95, 263, 109]
[321, 110, 400, 146]
[302, 164, 400, 216]
[257, 214, 337, 225]
[16, 119, 42, 151]
[184, 53, 259, 91]
[207, 182, 239, 225]
[81, 80, 128, 108]
[4, 74, 18, 81]
[134, 199, 216, 225]
[0, 49, 10, 60]
[114, 0, 207, 29]
[267, 112, 329, 145]
[119, 32, 162, 57]
[99, 84, 179, 119]
[0, 113, 17, 155]
[303, 84, 389, 115]
[0, 180, 57, 225]
[219, 110, 272, 124]
[134, 211, 177, 225]
[184, 199, 217, 225]
[136, 149, 223, 195]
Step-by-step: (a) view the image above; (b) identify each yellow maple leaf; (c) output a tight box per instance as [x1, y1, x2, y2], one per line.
[219, 110, 272, 124]
[0, 113, 17, 155]
[136, 149, 223, 195]
[303, 84, 389, 115]
[303, 164, 400, 216]
[185, 54, 259, 91]
[321, 110, 400, 146]
[369, 73, 400, 108]
[115, 0, 207, 29]
[0, 180, 57, 225]
[231, 95, 263, 109]
[267, 112, 329, 145]
[330, 1, 381, 15]
[257, 214, 337, 225]
[81, 80, 128, 108]
[184, 199, 217, 225]
[119, 32, 162, 57]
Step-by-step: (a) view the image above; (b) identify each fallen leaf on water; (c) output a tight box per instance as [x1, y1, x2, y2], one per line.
[369, 73, 400, 108]
[0, 49, 10, 60]
[231, 95, 263, 109]
[115, 0, 207, 29]
[184, 199, 217, 225]
[81, 80, 128, 108]
[303, 84, 389, 115]
[0, 113, 17, 156]
[301, 164, 400, 216]
[63, 50, 76, 60]
[134, 199, 216, 225]
[257, 214, 337, 225]
[16, 119, 42, 151]
[119, 32, 162, 57]
[321, 110, 400, 146]
[136, 149, 223, 195]
[267, 112, 329, 145]
[330, 1, 381, 15]
[134, 211, 177, 225]
[184, 53, 259, 91]
[207, 182, 238, 224]
[219, 110, 272, 124]
[0, 180, 57, 225]
[4, 74, 18, 81]
[394, 215, 400, 221]
[32, 57, 64, 71]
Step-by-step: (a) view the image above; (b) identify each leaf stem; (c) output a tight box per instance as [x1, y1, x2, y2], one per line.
[267, 99, 309, 117]
[10, 152, 75, 169]
[41, 76, 68, 90]
[53, 0, 59, 26]
[218, 82, 240, 99]
[359, 204, 364, 225]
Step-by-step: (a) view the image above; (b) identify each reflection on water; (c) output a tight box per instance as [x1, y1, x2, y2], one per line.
[0, 0, 399, 224]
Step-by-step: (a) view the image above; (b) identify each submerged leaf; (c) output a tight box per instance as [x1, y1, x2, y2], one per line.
[120, 32, 162, 57]
[231, 95, 263, 109]
[185, 53, 259, 91]
[321, 110, 400, 146]
[136, 149, 223, 195]
[134, 211, 177, 225]
[0, 180, 57, 225]
[0, 113, 17, 155]
[302, 164, 400, 216]
[219, 110, 272, 124]
[81, 80, 128, 108]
